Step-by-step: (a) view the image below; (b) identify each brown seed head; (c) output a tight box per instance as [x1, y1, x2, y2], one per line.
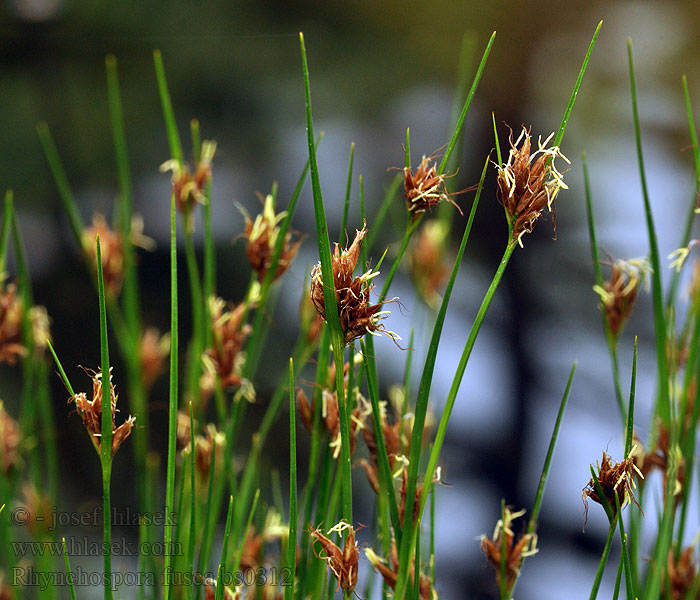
[0, 281, 27, 365]
[365, 541, 435, 600]
[667, 546, 696, 600]
[593, 258, 651, 338]
[310, 227, 399, 345]
[82, 214, 124, 296]
[244, 193, 302, 282]
[496, 126, 569, 246]
[582, 451, 643, 525]
[160, 141, 217, 226]
[480, 506, 538, 591]
[310, 521, 360, 593]
[193, 424, 225, 479]
[403, 154, 462, 216]
[71, 368, 135, 456]
[408, 221, 450, 309]
[202, 296, 252, 391]
[0, 401, 21, 474]
[140, 327, 169, 390]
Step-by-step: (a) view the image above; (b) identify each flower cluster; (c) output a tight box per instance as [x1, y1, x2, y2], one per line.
[582, 451, 643, 524]
[403, 154, 462, 215]
[310, 521, 360, 593]
[480, 506, 538, 591]
[160, 141, 217, 228]
[71, 368, 135, 456]
[310, 227, 399, 345]
[0, 401, 21, 474]
[242, 194, 302, 282]
[592, 257, 651, 338]
[202, 296, 251, 391]
[365, 541, 436, 600]
[496, 126, 569, 245]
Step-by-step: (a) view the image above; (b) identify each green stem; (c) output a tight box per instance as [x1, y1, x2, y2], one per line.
[589, 518, 618, 600]
[163, 190, 179, 599]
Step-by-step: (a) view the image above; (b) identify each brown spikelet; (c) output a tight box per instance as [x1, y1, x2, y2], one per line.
[496, 126, 569, 246]
[310, 521, 361, 593]
[480, 506, 538, 591]
[403, 154, 463, 216]
[243, 193, 302, 282]
[310, 227, 400, 345]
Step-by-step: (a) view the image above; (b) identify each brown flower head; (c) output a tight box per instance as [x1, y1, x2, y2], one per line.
[496, 126, 569, 246]
[403, 153, 462, 216]
[632, 423, 685, 503]
[203, 581, 241, 600]
[365, 541, 436, 600]
[667, 546, 697, 600]
[593, 257, 651, 339]
[0, 280, 26, 365]
[310, 521, 360, 593]
[243, 193, 302, 282]
[82, 214, 124, 296]
[71, 367, 135, 456]
[582, 451, 643, 525]
[310, 227, 399, 345]
[139, 327, 169, 390]
[82, 214, 154, 297]
[202, 296, 252, 391]
[0, 401, 21, 474]
[480, 506, 538, 591]
[193, 424, 225, 479]
[408, 220, 450, 309]
[160, 141, 217, 228]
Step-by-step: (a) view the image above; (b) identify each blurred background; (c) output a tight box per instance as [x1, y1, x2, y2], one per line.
[2, 1, 700, 597]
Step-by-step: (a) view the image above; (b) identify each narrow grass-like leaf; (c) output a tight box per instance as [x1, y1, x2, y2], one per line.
[413, 519, 421, 600]
[667, 75, 700, 307]
[553, 21, 602, 148]
[196, 425, 218, 583]
[339, 143, 355, 239]
[36, 123, 84, 246]
[405, 127, 411, 169]
[627, 38, 669, 423]
[231, 488, 260, 578]
[365, 174, 402, 255]
[164, 189, 179, 600]
[62, 537, 78, 600]
[0, 192, 13, 274]
[589, 518, 618, 600]
[286, 358, 298, 600]
[615, 493, 636, 600]
[583, 152, 626, 420]
[153, 50, 183, 165]
[492, 113, 502, 168]
[96, 235, 114, 600]
[300, 31, 353, 525]
[438, 31, 496, 174]
[215, 496, 234, 600]
[393, 155, 488, 599]
[187, 402, 196, 598]
[589, 466, 614, 523]
[624, 338, 637, 457]
[47, 339, 76, 396]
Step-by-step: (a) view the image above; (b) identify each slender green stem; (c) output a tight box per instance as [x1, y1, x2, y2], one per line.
[339, 143, 354, 239]
[153, 50, 183, 165]
[615, 493, 636, 600]
[589, 518, 618, 600]
[215, 496, 234, 600]
[286, 358, 298, 600]
[625, 338, 637, 458]
[627, 38, 669, 423]
[164, 190, 179, 599]
[0, 192, 13, 274]
[553, 20, 603, 148]
[187, 403, 196, 598]
[62, 537, 78, 600]
[96, 236, 114, 600]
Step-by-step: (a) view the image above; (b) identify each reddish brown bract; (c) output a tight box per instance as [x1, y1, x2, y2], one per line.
[403, 155, 461, 215]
